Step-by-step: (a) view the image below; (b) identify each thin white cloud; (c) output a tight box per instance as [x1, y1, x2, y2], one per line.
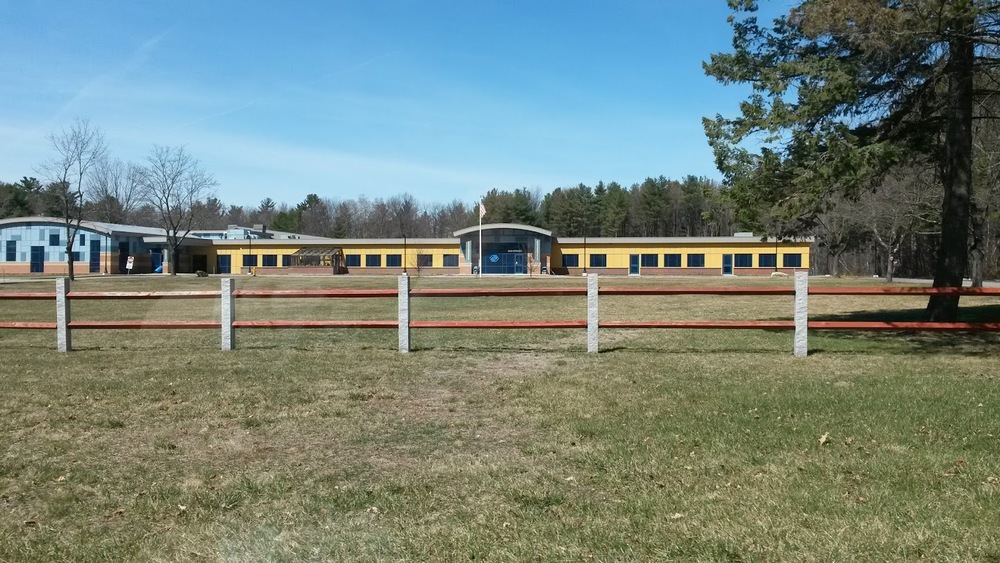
[51, 29, 171, 124]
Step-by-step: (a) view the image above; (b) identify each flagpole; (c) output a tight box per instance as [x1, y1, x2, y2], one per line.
[478, 199, 483, 279]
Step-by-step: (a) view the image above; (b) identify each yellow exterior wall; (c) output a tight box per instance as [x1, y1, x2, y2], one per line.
[208, 238, 809, 275]
[337, 243, 463, 271]
[553, 242, 811, 271]
[210, 242, 463, 273]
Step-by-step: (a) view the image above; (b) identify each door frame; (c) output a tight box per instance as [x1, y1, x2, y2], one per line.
[629, 254, 640, 276]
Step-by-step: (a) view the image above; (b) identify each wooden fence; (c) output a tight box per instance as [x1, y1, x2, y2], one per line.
[1, 273, 998, 355]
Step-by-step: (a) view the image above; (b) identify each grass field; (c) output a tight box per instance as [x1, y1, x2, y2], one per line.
[2, 274, 999, 561]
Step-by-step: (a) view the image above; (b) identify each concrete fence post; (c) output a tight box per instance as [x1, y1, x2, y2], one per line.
[794, 271, 808, 357]
[398, 274, 410, 353]
[221, 278, 235, 351]
[56, 277, 71, 353]
[587, 273, 599, 353]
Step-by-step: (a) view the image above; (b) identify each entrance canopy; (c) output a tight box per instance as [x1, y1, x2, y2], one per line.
[454, 223, 553, 274]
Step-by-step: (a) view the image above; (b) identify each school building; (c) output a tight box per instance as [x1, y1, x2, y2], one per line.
[0, 217, 810, 276]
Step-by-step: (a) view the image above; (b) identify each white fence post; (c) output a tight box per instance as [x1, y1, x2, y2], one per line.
[221, 278, 234, 351]
[398, 274, 410, 353]
[587, 273, 599, 353]
[56, 277, 71, 353]
[794, 271, 808, 357]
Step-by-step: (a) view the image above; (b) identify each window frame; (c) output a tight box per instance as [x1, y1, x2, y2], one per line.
[686, 254, 705, 268]
[385, 254, 402, 267]
[589, 254, 607, 268]
[242, 254, 258, 267]
[562, 254, 579, 268]
[782, 253, 802, 268]
[443, 254, 459, 267]
[345, 254, 361, 267]
[640, 253, 658, 268]
[663, 253, 681, 268]
[417, 254, 433, 268]
[734, 253, 753, 268]
[261, 254, 278, 267]
[365, 254, 382, 267]
[758, 253, 777, 269]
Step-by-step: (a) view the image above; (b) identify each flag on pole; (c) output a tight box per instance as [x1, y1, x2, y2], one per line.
[479, 201, 487, 219]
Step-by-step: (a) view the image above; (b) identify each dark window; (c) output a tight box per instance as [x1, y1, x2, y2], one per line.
[243, 255, 258, 267]
[417, 254, 433, 268]
[5, 241, 15, 262]
[366, 254, 382, 267]
[783, 253, 802, 268]
[79, 234, 86, 246]
[443, 254, 459, 267]
[49, 233, 60, 247]
[563, 254, 579, 268]
[735, 254, 753, 268]
[664, 253, 682, 267]
[281, 255, 291, 267]
[71, 251, 80, 261]
[687, 254, 705, 268]
[386, 254, 402, 267]
[262, 254, 278, 267]
[641, 253, 658, 268]
[759, 254, 777, 268]
[590, 254, 607, 268]
[346, 254, 361, 267]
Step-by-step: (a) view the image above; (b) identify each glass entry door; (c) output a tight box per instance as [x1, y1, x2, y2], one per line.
[483, 251, 526, 274]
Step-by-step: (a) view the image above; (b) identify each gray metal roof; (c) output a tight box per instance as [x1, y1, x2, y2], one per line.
[556, 236, 814, 244]
[453, 223, 553, 237]
[210, 237, 458, 246]
[0, 216, 168, 237]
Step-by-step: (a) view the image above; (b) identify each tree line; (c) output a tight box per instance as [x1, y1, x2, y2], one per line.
[6, 138, 1000, 287]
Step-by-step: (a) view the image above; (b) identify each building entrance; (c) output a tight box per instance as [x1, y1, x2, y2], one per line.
[483, 242, 527, 274]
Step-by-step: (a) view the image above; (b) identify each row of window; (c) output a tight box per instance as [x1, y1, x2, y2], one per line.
[345, 254, 459, 268]
[562, 253, 803, 268]
[44, 233, 88, 247]
[240, 254, 462, 268]
[242, 255, 292, 267]
[3, 241, 89, 262]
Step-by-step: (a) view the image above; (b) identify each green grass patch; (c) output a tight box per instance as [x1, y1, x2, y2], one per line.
[1, 275, 999, 559]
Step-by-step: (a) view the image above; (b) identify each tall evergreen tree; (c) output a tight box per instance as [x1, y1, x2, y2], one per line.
[705, 0, 1000, 320]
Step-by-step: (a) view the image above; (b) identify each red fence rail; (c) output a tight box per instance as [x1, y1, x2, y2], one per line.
[1, 274, 998, 353]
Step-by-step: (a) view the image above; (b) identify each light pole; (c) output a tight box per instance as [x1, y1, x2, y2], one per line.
[774, 234, 779, 272]
[583, 232, 587, 274]
[403, 234, 407, 274]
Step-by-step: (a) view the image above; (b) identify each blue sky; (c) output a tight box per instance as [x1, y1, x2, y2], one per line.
[0, 1, 778, 208]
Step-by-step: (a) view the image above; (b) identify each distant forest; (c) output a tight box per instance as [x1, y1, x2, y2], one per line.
[3, 170, 1000, 281]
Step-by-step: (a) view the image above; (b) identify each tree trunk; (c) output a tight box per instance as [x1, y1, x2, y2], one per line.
[169, 243, 180, 275]
[64, 225, 76, 281]
[926, 21, 974, 321]
[885, 252, 895, 284]
[969, 201, 985, 287]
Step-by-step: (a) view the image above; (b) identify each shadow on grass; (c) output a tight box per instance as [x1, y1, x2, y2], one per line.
[810, 303, 1000, 356]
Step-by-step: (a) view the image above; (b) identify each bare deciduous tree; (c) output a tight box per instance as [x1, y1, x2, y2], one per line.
[141, 145, 217, 275]
[87, 157, 143, 224]
[40, 119, 108, 280]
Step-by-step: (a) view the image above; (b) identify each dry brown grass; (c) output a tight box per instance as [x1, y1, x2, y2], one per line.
[1, 274, 999, 560]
